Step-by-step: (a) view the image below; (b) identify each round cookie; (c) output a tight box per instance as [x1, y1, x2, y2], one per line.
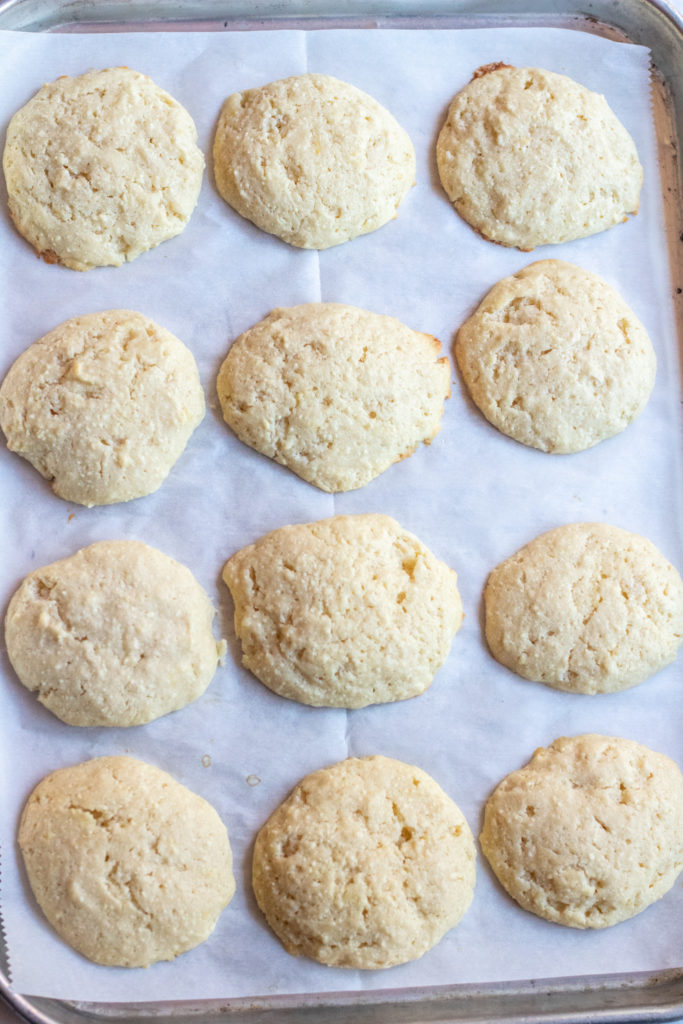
[480, 734, 683, 928]
[484, 523, 683, 694]
[19, 756, 235, 966]
[6, 540, 225, 727]
[436, 65, 642, 249]
[252, 755, 476, 968]
[3, 67, 204, 270]
[0, 310, 205, 506]
[455, 260, 656, 453]
[213, 73, 415, 249]
[222, 513, 463, 708]
[217, 302, 450, 492]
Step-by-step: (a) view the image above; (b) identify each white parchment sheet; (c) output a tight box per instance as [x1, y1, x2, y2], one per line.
[0, 22, 681, 1004]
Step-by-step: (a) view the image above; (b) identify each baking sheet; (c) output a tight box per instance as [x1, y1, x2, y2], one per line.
[0, 22, 681, 1006]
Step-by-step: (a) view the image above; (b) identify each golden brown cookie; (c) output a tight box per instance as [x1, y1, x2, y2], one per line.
[253, 755, 476, 967]
[217, 302, 450, 491]
[213, 73, 415, 248]
[223, 514, 463, 708]
[456, 260, 655, 453]
[6, 540, 225, 727]
[480, 734, 683, 928]
[484, 523, 683, 694]
[0, 310, 205, 506]
[3, 68, 204, 270]
[19, 756, 235, 966]
[437, 66, 642, 249]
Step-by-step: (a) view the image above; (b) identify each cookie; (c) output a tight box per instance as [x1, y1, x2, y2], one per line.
[484, 523, 683, 694]
[0, 310, 205, 506]
[18, 756, 235, 966]
[436, 65, 642, 249]
[6, 540, 225, 727]
[213, 73, 415, 249]
[217, 302, 450, 492]
[252, 755, 476, 968]
[455, 260, 656, 453]
[222, 513, 462, 708]
[3, 67, 204, 270]
[480, 734, 683, 928]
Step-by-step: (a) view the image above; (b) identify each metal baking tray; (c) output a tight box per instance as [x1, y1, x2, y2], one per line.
[0, 1, 681, 1022]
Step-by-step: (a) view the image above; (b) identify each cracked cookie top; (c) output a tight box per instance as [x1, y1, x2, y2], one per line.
[212, 73, 415, 249]
[0, 309, 205, 506]
[222, 513, 463, 708]
[480, 734, 683, 928]
[217, 302, 450, 492]
[6, 540, 225, 727]
[455, 260, 656, 454]
[484, 522, 683, 694]
[252, 755, 476, 968]
[3, 67, 204, 270]
[436, 65, 642, 249]
[18, 756, 235, 966]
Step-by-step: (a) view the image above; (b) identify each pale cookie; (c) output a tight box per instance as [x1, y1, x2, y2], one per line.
[223, 513, 463, 708]
[484, 523, 683, 694]
[480, 734, 683, 928]
[253, 755, 476, 968]
[19, 756, 235, 966]
[0, 310, 205, 506]
[3, 67, 204, 270]
[6, 540, 225, 727]
[437, 65, 642, 249]
[456, 260, 656, 453]
[213, 73, 415, 248]
[217, 303, 450, 492]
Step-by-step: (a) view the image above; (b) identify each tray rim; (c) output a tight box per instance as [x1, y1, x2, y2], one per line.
[3, 967, 683, 1024]
[0, 1, 681, 1022]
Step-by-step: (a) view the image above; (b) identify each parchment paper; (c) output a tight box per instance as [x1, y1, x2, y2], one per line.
[0, 22, 681, 1004]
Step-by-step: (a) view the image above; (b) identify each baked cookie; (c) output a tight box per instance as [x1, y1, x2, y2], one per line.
[455, 260, 656, 453]
[436, 65, 642, 249]
[480, 734, 683, 928]
[252, 755, 476, 968]
[223, 513, 462, 708]
[484, 523, 683, 694]
[6, 540, 225, 727]
[217, 302, 450, 492]
[3, 67, 204, 270]
[19, 756, 235, 966]
[213, 73, 415, 248]
[0, 310, 205, 506]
